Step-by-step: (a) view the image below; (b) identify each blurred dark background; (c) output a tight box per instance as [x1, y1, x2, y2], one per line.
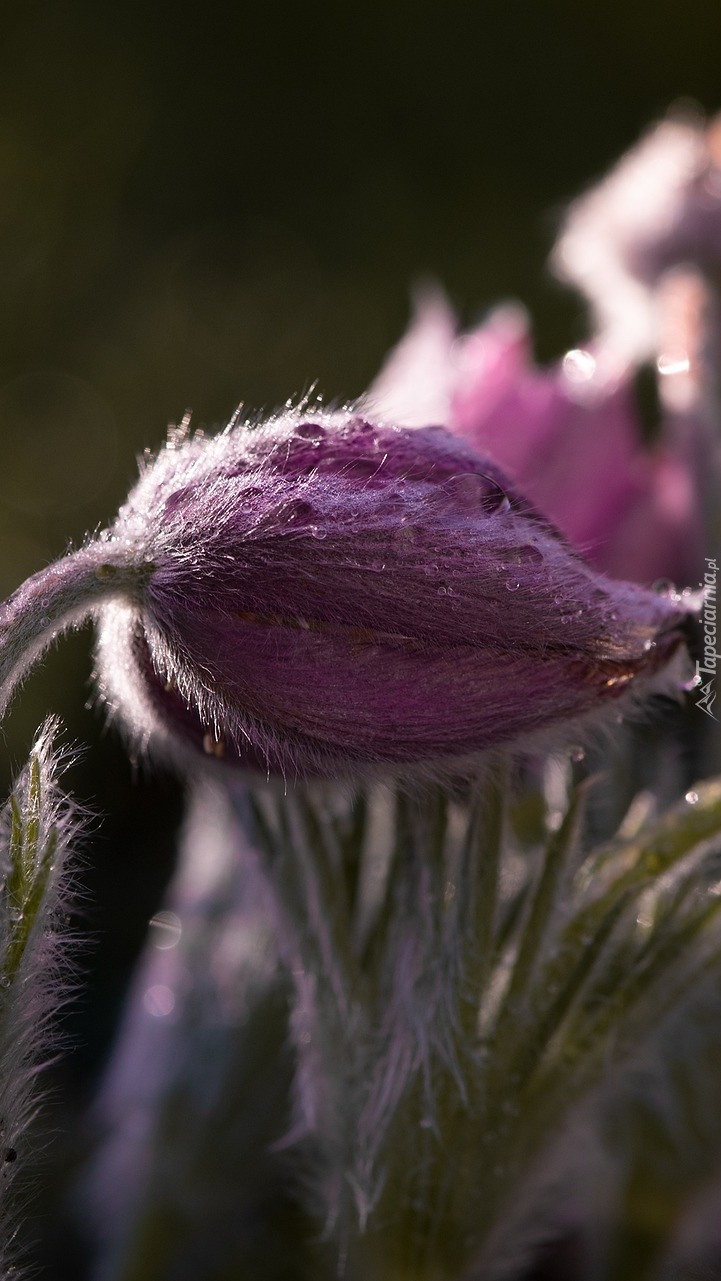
[0, 0, 719, 1211]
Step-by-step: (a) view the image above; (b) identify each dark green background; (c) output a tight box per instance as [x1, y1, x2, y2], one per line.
[0, 0, 718, 1218]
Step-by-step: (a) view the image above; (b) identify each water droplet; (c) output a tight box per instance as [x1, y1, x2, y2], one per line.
[685, 790, 700, 805]
[149, 910, 183, 950]
[505, 581, 521, 592]
[652, 578, 675, 595]
[562, 348, 596, 384]
[40, 616, 50, 627]
[143, 984, 176, 1018]
[309, 526, 327, 540]
[643, 639, 656, 652]
[521, 544, 543, 564]
[657, 352, 690, 377]
[285, 498, 315, 522]
[437, 586, 448, 596]
[441, 471, 510, 515]
[295, 421, 324, 441]
[570, 746, 585, 762]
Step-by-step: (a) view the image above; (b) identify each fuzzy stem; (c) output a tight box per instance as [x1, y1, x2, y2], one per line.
[0, 544, 148, 717]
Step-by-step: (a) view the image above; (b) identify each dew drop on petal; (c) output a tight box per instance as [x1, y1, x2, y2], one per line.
[295, 421, 325, 441]
[685, 790, 700, 805]
[445, 471, 511, 515]
[285, 499, 315, 521]
[521, 545, 544, 564]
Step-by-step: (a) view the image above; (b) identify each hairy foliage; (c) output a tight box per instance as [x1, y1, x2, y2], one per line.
[240, 766, 721, 1281]
[0, 722, 80, 1278]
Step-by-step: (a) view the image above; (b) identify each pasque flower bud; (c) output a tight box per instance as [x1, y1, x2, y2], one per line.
[0, 412, 694, 778]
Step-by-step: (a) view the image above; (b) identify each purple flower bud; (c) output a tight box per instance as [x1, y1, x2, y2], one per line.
[80, 411, 693, 777]
[368, 296, 705, 588]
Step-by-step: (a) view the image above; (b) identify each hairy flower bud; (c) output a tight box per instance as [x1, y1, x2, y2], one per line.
[0, 412, 694, 779]
[85, 411, 693, 777]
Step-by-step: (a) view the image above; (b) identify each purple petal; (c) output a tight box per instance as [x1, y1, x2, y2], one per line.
[552, 115, 710, 364]
[369, 300, 705, 588]
[449, 312, 705, 586]
[367, 288, 458, 427]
